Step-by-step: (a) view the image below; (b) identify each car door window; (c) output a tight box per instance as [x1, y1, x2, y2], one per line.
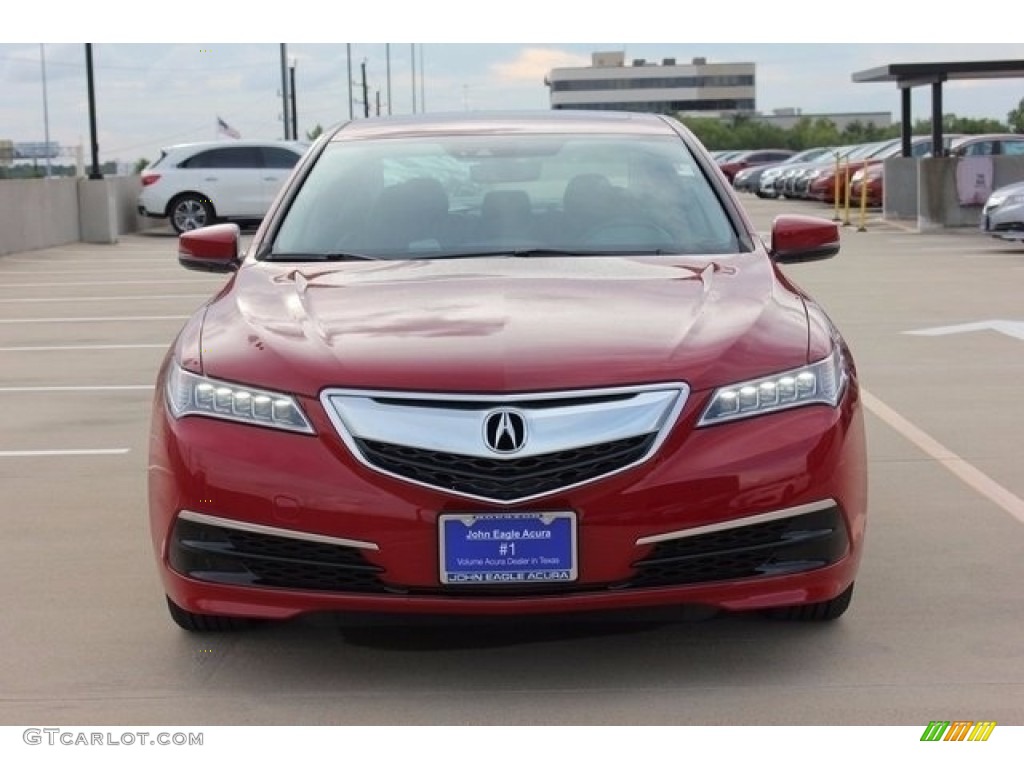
[261, 147, 302, 169]
[962, 142, 995, 157]
[181, 147, 261, 169]
[1000, 140, 1024, 156]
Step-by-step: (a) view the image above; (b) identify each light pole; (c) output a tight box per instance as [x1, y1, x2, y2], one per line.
[40, 43, 52, 178]
[85, 43, 102, 180]
[289, 59, 297, 141]
[360, 60, 369, 119]
[279, 44, 290, 140]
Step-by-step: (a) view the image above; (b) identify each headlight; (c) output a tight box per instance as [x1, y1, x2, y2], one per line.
[995, 193, 1024, 207]
[166, 365, 314, 433]
[698, 349, 847, 427]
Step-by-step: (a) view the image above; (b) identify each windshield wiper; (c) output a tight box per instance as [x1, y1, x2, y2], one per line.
[265, 251, 381, 262]
[417, 248, 667, 260]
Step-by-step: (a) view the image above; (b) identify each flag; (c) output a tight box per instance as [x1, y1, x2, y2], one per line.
[216, 116, 241, 140]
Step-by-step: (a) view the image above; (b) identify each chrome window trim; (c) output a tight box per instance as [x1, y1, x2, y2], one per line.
[177, 510, 380, 551]
[635, 498, 838, 546]
[319, 383, 690, 504]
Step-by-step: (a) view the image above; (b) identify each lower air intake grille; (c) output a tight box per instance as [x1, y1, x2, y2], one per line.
[170, 517, 390, 593]
[628, 504, 847, 588]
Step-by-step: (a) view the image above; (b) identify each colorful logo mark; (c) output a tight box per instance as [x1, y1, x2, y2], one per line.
[920, 721, 996, 742]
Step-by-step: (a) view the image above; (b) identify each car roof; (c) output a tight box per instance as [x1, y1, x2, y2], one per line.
[328, 111, 679, 141]
[949, 133, 1023, 146]
[161, 139, 308, 154]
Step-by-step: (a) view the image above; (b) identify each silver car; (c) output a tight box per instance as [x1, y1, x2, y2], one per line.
[980, 180, 1024, 242]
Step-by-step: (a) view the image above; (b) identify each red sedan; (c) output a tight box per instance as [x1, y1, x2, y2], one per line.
[150, 111, 867, 630]
[718, 148, 795, 182]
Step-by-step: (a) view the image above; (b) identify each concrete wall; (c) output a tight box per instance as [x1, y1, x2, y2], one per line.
[993, 156, 1024, 189]
[918, 157, 1024, 231]
[0, 179, 81, 256]
[0, 175, 149, 257]
[882, 158, 918, 220]
[883, 156, 1024, 230]
[109, 175, 149, 234]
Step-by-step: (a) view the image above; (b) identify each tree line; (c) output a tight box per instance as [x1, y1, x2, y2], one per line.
[680, 96, 1024, 151]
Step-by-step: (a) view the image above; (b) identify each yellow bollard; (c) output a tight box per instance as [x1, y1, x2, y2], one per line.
[832, 152, 841, 222]
[841, 163, 851, 227]
[857, 167, 869, 232]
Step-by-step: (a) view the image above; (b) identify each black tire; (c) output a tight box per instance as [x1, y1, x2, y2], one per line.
[169, 193, 215, 234]
[165, 596, 255, 632]
[766, 583, 854, 622]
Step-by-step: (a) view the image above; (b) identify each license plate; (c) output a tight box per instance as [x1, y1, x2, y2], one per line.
[439, 512, 577, 585]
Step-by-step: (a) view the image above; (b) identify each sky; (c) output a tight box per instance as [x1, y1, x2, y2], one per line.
[2, 3, 1023, 164]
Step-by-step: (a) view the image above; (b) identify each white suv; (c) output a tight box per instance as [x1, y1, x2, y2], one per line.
[138, 140, 308, 233]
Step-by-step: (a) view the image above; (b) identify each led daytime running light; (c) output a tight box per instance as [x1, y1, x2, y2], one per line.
[699, 350, 846, 426]
[167, 366, 313, 433]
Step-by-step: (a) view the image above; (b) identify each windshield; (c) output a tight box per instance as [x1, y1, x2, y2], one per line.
[269, 133, 741, 260]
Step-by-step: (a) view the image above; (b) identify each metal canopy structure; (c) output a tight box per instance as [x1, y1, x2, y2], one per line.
[852, 60, 1024, 157]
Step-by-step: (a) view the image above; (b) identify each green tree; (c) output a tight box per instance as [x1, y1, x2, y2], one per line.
[306, 123, 324, 141]
[789, 117, 842, 150]
[1007, 97, 1024, 133]
[133, 157, 150, 174]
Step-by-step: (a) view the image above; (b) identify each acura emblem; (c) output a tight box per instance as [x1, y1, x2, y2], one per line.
[483, 409, 527, 454]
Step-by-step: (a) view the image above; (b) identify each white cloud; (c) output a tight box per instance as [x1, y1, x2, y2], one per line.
[490, 48, 590, 83]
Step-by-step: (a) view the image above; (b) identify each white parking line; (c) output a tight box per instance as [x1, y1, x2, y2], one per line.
[0, 315, 189, 324]
[0, 280, 216, 288]
[863, 389, 1024, 525]
[0, 385, 154, 392]
[0, 449, 130, 457]
[0, 344, 168, 352]
[5, 258, 178, 264]
[0, 294, 209, 304]
[2, 266, 184, 273]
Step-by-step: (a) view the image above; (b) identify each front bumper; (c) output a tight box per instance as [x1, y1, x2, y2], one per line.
[980, 202, 1024, 241]
[149, 377, 867, 620]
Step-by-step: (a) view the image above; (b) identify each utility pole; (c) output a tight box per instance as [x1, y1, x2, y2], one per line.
[84, 43, 102, 179]
[410, 43, 416, 114]
[279, 44, 290, 140]
[346, 44, 353, 120]
[289, 60, 297, 141]
[385, 43, 392, 115]
[419, 44, 425, 113]
[40, 43, 52, 178]
[360, 61, 369, 119]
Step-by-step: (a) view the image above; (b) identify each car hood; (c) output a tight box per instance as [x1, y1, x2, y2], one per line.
[197, 254, 811, 397]
[991, 180, 1024, 199]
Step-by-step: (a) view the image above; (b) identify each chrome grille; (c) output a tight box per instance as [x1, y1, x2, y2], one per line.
[321, 384, 688, 502]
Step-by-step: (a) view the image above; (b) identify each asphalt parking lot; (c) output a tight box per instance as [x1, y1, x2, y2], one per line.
[1, 202, 1022, 726]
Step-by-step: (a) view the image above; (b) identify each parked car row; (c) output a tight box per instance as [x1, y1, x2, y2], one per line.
[730, 133, 1024, 210]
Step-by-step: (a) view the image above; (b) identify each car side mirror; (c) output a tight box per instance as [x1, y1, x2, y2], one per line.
[769, 215, 839, 264]
[178, 223, 241, 273]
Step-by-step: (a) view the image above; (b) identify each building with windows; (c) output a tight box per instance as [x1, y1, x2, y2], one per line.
[546, 51, 756, 116]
